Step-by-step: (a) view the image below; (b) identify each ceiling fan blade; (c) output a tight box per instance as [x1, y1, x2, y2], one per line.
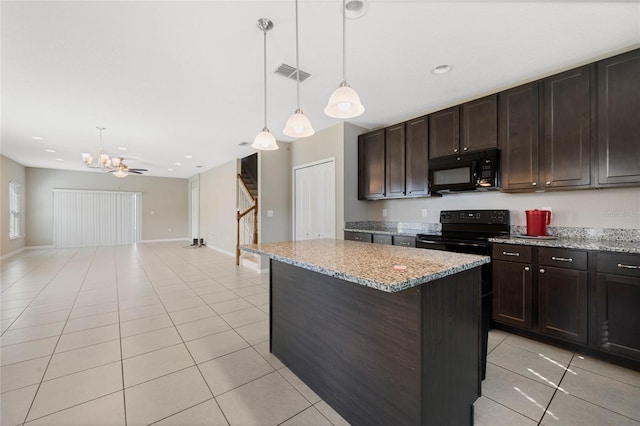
[129, 170, 143, 174]
[128, 168, 148, 172]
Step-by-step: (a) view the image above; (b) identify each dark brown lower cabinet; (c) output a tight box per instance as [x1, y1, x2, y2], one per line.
[344, 231, 372, 243]
[596, 253, 640, 361]
[538, 266, 588, 344]
[492, 259, 533, 329]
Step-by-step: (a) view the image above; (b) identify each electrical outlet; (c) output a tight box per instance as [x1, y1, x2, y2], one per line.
[168, 228, 172, 232]
[421, 209, 428, 218]
[267, 210, 274, 217]
[382, 209, 387, 217]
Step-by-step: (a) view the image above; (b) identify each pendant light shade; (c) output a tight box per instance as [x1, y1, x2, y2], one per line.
[252, 18, 278, 151]
[252, 128, 278, 151]
[283, 0, 315, 138]
[324, 81, 365, 118]
[325, 0, 364, 119]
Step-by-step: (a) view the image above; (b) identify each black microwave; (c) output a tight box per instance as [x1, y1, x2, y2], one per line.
[428, 149, 500, 194]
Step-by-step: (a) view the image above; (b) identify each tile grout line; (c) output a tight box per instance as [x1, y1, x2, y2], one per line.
[537, 352, 576, 425]
[113, 248, 129, 426]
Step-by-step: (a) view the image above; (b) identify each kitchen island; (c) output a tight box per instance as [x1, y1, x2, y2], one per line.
[241, 239, 490, 426]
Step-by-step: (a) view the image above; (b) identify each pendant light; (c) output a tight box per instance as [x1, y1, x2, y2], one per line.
[252, 18, 278, 151]
[324, 0, 365, 119]
[283, 0, 315, 138]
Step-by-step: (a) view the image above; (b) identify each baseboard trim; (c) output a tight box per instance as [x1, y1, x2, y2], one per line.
[1, 247, 26, 260]
[27, 245, 54, 250]
[139, 238, 190, 243]
[205, 244, 235, 258]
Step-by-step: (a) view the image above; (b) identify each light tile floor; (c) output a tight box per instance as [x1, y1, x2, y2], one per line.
[1, 242, 639, 425]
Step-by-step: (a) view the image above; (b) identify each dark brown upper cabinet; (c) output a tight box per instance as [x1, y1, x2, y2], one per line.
[542, 65, 593, 189]
[499, 82, 541, 191]
[461, 95, 498, 153]
[597, 49, 640, 186]
[385, 124, 406, 198]
[429, 107, 459, 159]
[405, 116, 429, 196]
[429, 96, 497, 159]
[358, 130, 385, 199]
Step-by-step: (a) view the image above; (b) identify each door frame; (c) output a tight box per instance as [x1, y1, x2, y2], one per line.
[292, 157, 336, 241]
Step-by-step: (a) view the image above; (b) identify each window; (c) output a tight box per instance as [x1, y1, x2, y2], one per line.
[9, 182, 21, 239]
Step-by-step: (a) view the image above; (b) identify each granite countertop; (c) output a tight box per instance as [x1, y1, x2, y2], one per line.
[489, 236, 640, 254]
[344, 228, 423, 237]
[241, 239, 489, 293]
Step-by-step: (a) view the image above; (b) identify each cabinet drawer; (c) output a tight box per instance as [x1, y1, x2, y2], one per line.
[344, 231, 372, 243]
[393, 235, 416, 248]
[373, 234, 393, 245]
[538, 247, 587, 270]
[597, 252, 640, 278]
[492, 244, 532, 263]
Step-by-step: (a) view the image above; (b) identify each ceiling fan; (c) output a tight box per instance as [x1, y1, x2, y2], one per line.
[109, 157, 148, 178]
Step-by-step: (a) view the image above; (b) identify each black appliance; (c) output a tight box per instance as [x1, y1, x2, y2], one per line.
[416, 209, 510, 380]
[428, 149, 500, 194]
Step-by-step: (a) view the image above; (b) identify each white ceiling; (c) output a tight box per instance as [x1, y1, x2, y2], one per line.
[2, 1, 639, 179]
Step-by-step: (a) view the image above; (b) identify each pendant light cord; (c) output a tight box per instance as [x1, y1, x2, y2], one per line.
[342, 0, 346, 82]
[295, 0, 301, 109]
[263, 28, 268, 129]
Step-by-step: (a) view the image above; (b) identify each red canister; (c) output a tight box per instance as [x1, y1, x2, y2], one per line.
[525, 209, 551, 236]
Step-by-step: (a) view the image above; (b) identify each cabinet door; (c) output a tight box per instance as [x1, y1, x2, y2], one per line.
[597, 49, 640, 186]
[358, 130, 385, 199]
[344, 231, 372, 243]
[385, 124, 405, 197]
[429, 107, 459, 159]
[405, 116, 429, 196]
[597, 273, 640, 361]
[392, 235, 416, 248]
[499, 83, 540, 191]
[538, 266, 588, 344]
[543, 66, 592, 189]
[461, 95, 497, 153]
[372, 234, 393, 245]
[492, 260, 533, 329]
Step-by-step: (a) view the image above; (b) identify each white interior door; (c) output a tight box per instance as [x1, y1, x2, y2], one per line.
[294, 160, 335, 241]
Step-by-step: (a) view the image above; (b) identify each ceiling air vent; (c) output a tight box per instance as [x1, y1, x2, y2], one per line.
[238, 141, 249, 146]
[274, 64, 311, 82]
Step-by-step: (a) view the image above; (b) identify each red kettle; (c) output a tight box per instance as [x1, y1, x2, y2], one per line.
[525, 209, 551, 236]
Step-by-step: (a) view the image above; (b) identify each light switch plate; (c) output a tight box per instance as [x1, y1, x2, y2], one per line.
[267, 210, 274, 217]
[382, 209, 387, 217]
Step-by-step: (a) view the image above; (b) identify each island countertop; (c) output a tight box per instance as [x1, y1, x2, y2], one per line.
[241, 239, 490, 293]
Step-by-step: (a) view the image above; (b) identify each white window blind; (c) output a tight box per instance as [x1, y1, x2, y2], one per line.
[9, 182, 21, 239]
[53, 189, 141, 248]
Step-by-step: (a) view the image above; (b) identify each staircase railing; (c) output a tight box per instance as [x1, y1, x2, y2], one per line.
[236, 174, 258, 265]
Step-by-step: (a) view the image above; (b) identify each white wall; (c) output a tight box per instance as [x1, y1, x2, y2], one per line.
[198, 159, 238, 255]
[25, 167, 189, 246]
[353, 187, 640, 229]
[1, 155, 27, 256]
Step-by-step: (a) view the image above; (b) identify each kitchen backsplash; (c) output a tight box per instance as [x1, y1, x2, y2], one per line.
[346, 221, 640, 242]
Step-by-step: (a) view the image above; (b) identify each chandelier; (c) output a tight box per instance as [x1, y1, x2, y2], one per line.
[80, 127, 147, 178]
[81, 126, 116, 170]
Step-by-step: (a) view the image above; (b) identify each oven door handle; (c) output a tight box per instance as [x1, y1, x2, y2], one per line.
[416, 240, 487, 249]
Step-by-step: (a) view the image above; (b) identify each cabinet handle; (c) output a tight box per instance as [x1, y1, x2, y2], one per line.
[454, 148, 459, 153]
[618, 263, 639, 270]
[532, 182, 537, 186]
[502, 251, 520, 257]
[546, 181, 551, 186]
[463, 147, 468, 151]
[551, 256, 573, 263]
[524, 266, 530, 271]
[540, 268, 545, 273]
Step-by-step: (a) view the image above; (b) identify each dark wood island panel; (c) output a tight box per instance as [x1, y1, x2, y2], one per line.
[269, 260, 481, 426]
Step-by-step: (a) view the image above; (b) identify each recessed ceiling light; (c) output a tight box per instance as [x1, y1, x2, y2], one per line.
[32, 136, 44, 141]
[45, 149, 56, 153]
[432, 64, 453, 75]
[118, 147, 128, 151]
[55, 158, 64, 161]
[196, 165, 203, 168]
[185, 155, 193, 159]
[175, 162, 182, 166]
[345, 0, 368, 19]
[168, 168, 174, 171]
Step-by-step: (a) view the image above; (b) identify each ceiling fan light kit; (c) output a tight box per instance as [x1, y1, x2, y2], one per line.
[80, 127, 147, 178]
